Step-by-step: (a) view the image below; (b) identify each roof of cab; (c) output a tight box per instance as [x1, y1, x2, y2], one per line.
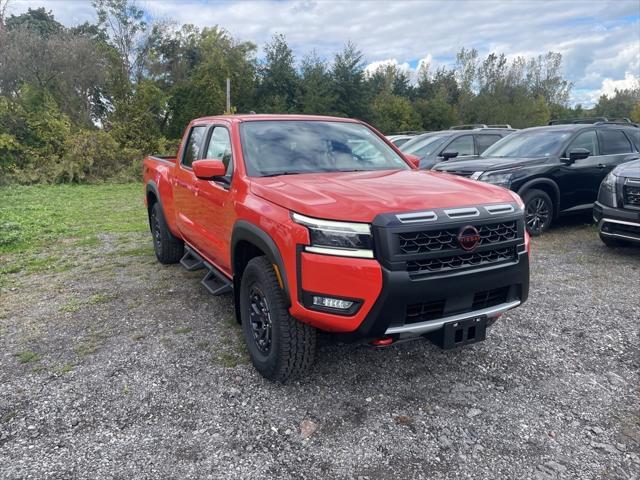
[192, 114, 362, 124]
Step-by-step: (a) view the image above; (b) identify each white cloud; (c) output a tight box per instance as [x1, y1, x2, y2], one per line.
[6, 0, 640, 106]
[364, 59, 411, 77]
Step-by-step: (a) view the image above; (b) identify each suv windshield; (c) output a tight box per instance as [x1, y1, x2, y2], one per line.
[482, 129, 572, 158]
[403, 134, 450, 157]
[240, 121, 410, 177]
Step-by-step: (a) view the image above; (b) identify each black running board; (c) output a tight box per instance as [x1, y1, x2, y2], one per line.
[181, 246, 232, 296]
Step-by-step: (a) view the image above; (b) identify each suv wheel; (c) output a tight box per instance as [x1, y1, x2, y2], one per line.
[523, 189, 553, 236]
[150, 202, 184, 264]
[240, 256, 316, 383]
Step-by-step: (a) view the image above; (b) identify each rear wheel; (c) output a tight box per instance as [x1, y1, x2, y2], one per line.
[150, 202, 184, 264]
[240, 256, 316, 383]
[523, 189, 553, 236]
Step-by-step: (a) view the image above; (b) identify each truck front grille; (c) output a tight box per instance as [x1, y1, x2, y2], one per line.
[398, 221, 517, 255]
[406, 246, 516, 274]
[623, 184, 640, 207]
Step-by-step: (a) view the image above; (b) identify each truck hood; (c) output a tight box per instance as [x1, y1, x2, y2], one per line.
[250, 169, 516, 222]
[435, 156, 549, 173]
[614, 158, 640, 178]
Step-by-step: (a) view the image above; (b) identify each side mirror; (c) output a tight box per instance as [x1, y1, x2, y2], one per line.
[568, 148, 590, 162]
[192, 159, 226, 180]
[441, 151, 458, 160]
[404, 153, 421, 168]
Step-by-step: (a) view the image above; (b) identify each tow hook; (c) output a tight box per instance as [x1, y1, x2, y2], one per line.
[370, 337, 394, 347]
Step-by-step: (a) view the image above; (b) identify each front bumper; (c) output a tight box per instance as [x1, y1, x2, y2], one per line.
[593, 202, 640, 244]
[291, 248, 529, 342]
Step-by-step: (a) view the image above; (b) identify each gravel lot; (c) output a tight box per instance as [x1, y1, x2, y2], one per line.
[1, 214, 638, 479]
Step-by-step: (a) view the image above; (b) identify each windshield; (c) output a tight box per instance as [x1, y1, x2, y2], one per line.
[240, 121, 410, 177]
[481, 129, 572, 158]
[403, 134, 450, 158]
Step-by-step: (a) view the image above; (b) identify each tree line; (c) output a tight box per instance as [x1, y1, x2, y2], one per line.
[0, 1, 638, 184]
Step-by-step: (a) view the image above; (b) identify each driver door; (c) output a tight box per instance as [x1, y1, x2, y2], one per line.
[556, 129, 604, 210]
[188, 125, 235, 273]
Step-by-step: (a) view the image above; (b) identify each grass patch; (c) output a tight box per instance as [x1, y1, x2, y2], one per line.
[54, 363, 75, 375]
[60, 299, 82, 313]
[173, 327, 192, 335]
[16, 350, 40, 364]
[215, 351, 248, 368]
[88, 293, 118, 304]
[0, 184, 147, 255]
[74, 333, 102, 358]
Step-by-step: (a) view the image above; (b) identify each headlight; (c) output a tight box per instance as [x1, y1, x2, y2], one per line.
[470, 171, 483, 180]
[597, 171, 617, 207]
[479, 171, 515, 188]
[292, 213, 374, 258]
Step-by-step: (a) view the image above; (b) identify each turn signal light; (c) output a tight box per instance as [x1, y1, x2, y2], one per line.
[312, 296, 354, 310]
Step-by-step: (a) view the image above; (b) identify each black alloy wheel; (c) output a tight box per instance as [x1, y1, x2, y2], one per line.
[248, 285, 272, 354]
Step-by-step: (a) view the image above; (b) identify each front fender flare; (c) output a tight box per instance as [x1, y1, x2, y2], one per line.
[231, 220, 291, 306]
[517, 178, 561, 217]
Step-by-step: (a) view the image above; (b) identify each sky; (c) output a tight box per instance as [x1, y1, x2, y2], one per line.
[7, 0, 640, 106]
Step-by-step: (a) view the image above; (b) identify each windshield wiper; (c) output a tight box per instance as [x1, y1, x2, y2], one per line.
[260, 171, 304, 178]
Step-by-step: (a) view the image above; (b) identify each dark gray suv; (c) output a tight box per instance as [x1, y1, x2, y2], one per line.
[400, 124, 516, 169]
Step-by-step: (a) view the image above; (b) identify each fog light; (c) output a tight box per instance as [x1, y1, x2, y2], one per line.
[312, 296, 354, 310]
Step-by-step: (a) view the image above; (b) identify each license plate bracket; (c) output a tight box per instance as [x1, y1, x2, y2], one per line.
[427, 316, 487, 349]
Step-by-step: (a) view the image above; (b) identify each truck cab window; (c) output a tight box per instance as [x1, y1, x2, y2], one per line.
[183, 126, 206, 167]
[206, 127, 234, 177]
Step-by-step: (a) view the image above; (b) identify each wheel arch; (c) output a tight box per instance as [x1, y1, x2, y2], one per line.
[231, 221, 291, 323]
[145, 181, 161, 231]
[517, 178, 561, 218]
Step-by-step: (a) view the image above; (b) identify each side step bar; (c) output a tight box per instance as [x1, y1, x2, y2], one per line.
[180, 246, 232, 296]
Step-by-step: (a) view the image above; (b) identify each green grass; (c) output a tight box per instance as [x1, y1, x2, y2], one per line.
[16, 350, 40, 364]
[0, 183, 147, 255]
[0, 184, 148, 282]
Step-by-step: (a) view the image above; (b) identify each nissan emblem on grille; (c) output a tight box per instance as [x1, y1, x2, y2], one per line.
[458, 226, 481, 251]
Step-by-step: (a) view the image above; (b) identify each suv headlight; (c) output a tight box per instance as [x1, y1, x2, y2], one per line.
[292, 213, 374, 258]
[477, 170, 516, 188]
[597, 171, 617, 207]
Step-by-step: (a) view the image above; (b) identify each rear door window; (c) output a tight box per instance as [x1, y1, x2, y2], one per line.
[598, 129, 633, 155]
[445, 135, 475, 156]
[566, 130, 599, 156]
[622, 128, 640, 151]
[476, 134, 502, 155]
[182, 126, 207, 167]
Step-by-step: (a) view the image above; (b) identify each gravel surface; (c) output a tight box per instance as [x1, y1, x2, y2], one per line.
[1, 217, 639, 479]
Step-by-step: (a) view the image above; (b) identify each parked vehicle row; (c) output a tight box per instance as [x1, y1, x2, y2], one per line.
[144, 114, 530, 382]
[407, 119, 640, 236]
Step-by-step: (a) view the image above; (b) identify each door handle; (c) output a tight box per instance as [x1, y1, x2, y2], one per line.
[597, 163, 606, 168]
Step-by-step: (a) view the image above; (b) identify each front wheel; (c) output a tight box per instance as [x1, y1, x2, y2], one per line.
[240, 256, 316, 383]
[523, 189, 553, 236]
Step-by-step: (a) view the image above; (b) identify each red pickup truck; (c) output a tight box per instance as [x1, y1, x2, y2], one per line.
[143, 114, 530, 382]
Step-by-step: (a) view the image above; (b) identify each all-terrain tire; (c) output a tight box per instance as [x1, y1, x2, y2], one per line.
[523, 189, 554, 236]
[150, 202, 184, 264]
[240, 256, 316, 383]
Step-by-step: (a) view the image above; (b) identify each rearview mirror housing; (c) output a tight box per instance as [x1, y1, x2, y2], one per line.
[441, 151, 459, 160]
[192, 159, 227, 180]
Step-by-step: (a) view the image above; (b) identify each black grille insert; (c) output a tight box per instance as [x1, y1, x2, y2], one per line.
[406, 299, 446, 324]
[473, 287, 510, 310]
[406, 246, 516, 274]
[623, 184, 640, 207]
[398, 221, 517, 255]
